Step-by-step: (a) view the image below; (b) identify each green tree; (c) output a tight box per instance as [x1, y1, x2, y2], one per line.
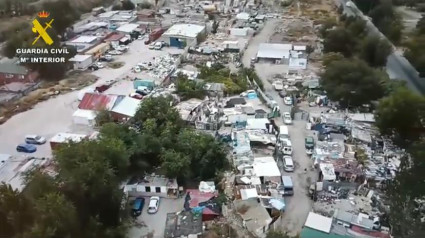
[322, 52, 345, 67]
[387, 142, 425, 237]
[0, 183, 34, 237]
[54, 138, 129, 230]
[96, 110, 115, 127]
[369, 0, 403, 44]
[121, 0, 136, 10]
[318, 18, 338, 38]
[323, 28, 357, 57]
[321, 59, 386, 107]
[359, 35, 393, 67]
[417, 14, 425, 34]
[132, 96, 182, 133]
[404, 35, 425, 76]
[266, 230, 292, 238]
[139, 1, 152, 9]
[160, 149, 191, 180]
[212, 20, 219, 34]
[176, 73, 206, 100]
[25, 193, 80, 238]
[113, 0, 135, 10]
[375, 87, 425, 146]
[175, 129, 229, 180]
[42, 0, 81, 36]
[344, 16, 367, 37]
[3, 33, 24, 58]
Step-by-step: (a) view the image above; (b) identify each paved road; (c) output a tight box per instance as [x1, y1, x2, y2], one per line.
[242, 19, 317, 236]
[337, 0, 424, 95]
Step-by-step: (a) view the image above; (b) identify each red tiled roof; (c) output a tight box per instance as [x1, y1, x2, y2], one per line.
[78, 93, 122, 111]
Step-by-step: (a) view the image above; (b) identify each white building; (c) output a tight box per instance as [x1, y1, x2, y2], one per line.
[161, 24, 206, 48]
[251, 157, 281, 183]
[68, 54, 93, 70]
[230, 28, 251, 37]
[66, 36, 98, 52]
[110, 96, 141, 121]
[256, 43, 293, 64]
[72, 109, 97, 126]
[123, 175, 179, 198]
[116, 23, 139, 34]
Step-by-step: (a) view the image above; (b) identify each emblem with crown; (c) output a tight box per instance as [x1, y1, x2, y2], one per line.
[37, 11, 50, 18]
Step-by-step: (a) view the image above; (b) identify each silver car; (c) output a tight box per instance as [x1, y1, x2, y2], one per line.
[25, 135, 46, 145]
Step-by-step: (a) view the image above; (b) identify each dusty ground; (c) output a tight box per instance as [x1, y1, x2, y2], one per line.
[128, 197, 185, 238]
[0, 39, 179, 157]
[0, 72, 97, 124]
[242, 16, 327, 236]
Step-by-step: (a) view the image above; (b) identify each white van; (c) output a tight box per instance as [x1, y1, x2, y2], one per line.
[283, 156, 294, 172]
[278, 125, 289, 140]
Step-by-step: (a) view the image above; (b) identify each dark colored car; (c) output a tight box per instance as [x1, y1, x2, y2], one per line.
[88, 65, 99, 71]
[135, 89, 149, 96]
[95, 84, 110, 93]
[132, 197, 145, 217]
[99, 57, 112, 62]
[16, 144, 37, 153]
[279, 90, 287, 98]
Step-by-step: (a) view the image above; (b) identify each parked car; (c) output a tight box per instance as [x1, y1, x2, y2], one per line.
[88, 64, 99, 71]
[25, 135, 46, 145]
[305, 136, 315, 155]
[148, 196, 160, 214]
[131, 197, 145, 217]
[240, 90, 256, 97]
[16, 143, 37, 153]
[108, 50, 122, 55]
[95, 84, 110, 93]
[283, 112, 292, 125]
[273, 81, 284, 91]
[283, 156, 294, 172]
[135, 88, 150, 96]
[96, 62, 104, 68]
[129, 93, 143, 100]
[284, 96, 292, 105]
[154, 41, 167, 50]
[116, 45, 129, 52]
[148, 42, 156, 50]
[133, 66, 141, 73]
[279, 90, 287, 98]
[99, 54, 113, 62]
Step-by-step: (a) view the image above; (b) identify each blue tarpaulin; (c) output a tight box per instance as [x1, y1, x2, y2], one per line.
[133, 79, 155, 90]
[247, 91, 257, 99]
[269, 198, 285, 211]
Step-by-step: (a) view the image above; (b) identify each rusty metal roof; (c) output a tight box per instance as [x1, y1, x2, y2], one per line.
[78, 93, 124, 111]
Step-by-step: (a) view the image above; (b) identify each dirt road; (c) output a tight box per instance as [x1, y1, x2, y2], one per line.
[242, 18, 318, 236]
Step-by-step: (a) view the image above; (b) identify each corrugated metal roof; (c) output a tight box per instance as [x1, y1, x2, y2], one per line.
[163, 24, 205, 38]
[104, 33, 125, 41]
[0, 62, 28, 75]
[257, 43, 292, 59]
[111, 96, 140, 117]
[78, 93, 124, 111]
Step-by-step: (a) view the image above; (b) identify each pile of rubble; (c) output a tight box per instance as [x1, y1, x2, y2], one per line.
[144, 54, 178, 80]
